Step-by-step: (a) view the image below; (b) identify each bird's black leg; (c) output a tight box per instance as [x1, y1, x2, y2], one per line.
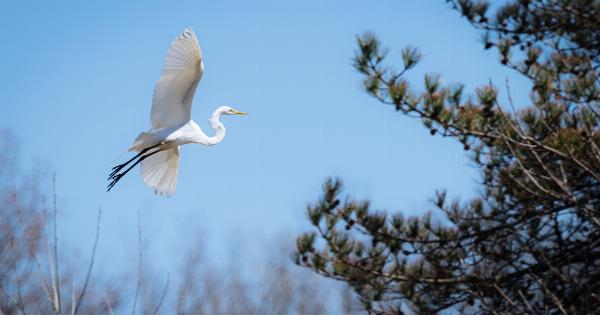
[108, 143, 162, 179]
[107, 146, 162, 192]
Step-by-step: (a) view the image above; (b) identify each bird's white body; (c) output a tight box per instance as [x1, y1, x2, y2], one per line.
[108, 28, 246, 196]
[129, 115, 225, 152]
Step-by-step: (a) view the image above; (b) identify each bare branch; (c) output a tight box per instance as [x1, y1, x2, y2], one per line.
[150, 274, 170, 315]
[72, 207, 102, 315]
[131, 210, 143, 315]
[50, 174, 62, 315]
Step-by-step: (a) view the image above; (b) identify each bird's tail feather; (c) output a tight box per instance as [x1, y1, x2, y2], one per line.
[129, 132, 159, 152]
[111, 132, 159, 164]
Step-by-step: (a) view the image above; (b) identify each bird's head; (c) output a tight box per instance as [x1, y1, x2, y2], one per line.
[219, 105, 247, 116]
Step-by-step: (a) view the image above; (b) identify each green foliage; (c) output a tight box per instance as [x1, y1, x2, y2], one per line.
[296, 1, 600, 314]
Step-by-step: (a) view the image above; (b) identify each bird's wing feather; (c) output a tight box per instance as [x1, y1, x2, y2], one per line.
[141, 148, 180, 196]
[151, 28, 204, 129]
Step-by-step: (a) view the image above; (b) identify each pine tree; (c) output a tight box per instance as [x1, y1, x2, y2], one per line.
[295, 1, 600, 313]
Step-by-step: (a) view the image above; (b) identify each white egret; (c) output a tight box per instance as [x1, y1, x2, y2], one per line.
[108, 27, 246, 195]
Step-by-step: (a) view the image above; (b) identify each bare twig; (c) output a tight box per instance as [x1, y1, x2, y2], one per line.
[150, 274, 170, 315]
[50, 174, 62, 315]
[502, 138, 561, 199]
[517, 289, 537, 314]
[9, 236, 28, 315]
[505, 78, 522, 127]
[15, 200, 54, 314]
[529, 272, 568, 315]
[71, 280, 76, 315]
[0, 285, 25, 315]
[493, 284, 517, 307]
[72, 207, 102, 315]
[103, 294, 115, 315]
[131, 210, 143, 315]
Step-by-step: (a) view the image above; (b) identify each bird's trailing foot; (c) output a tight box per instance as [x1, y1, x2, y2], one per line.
[108, 163, 128, 179]
[107, 145, 162, 192]
[107, 143, 161, 180]
[107, 173, 124, 192]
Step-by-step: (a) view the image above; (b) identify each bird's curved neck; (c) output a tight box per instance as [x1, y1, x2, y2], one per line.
[206, 109, 226, 145]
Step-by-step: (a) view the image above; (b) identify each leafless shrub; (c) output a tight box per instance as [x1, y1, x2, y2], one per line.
[0, 128, 357, 315]
[0, 130, 119, 315]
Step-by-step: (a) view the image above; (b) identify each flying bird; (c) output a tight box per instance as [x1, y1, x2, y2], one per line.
[107, 27, 246, 195]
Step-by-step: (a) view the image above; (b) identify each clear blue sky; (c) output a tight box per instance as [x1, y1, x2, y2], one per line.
[0, 0, 528, 272]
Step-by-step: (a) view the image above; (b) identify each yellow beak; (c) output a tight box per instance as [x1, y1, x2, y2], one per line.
[232, 110, 248, 115]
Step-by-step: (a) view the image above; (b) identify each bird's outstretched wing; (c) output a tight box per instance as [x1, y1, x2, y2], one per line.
[151, 28, 204, 129]
[141, 148, 180, 195]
